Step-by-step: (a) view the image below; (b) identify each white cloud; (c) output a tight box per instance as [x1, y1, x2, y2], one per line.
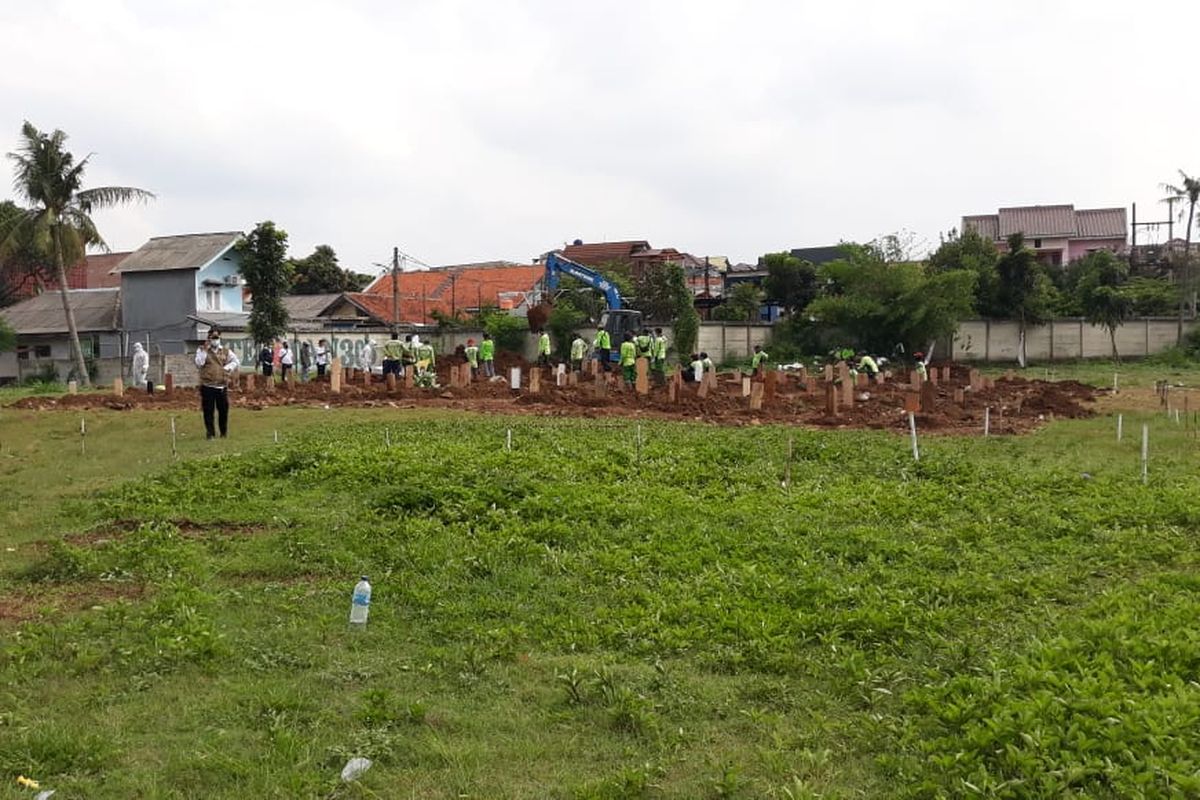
[1, 0, 1197, 271]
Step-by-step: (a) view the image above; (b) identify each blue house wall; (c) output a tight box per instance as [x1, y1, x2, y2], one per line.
[195, 247, 244, 312]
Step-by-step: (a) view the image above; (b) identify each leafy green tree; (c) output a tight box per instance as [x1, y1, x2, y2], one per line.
[713, 282, 763, 321]
[479, 307, 526, 353]
[928, 227, 1002, 316]
[1161, 170, 1200, 341]
[1074, 250, 1134, 361]
[2, 122, 153, 385]
[289, 244, 370, 294]
[761, 252, 818, 314]
[0, 200, 48, 306]
[805, 244, 976, 354]
[0, 316, 15, 352]
[995, 234, 1055, 367]
[633, 263, 682, 321]
[237, 221, 292, 346]
[547, 295, 588, 357]
[1123, 276, 1177, 316]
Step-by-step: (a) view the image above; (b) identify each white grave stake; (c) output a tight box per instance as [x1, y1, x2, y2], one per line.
[170, 416, 178, 458]
[1116, 413, 1123, 442]
[509, 367, 521, 390]
[274, 430, 279, 444]
[385, 428, 391, 448]
[908, 411, 919, 461]
[984, 406, 990, 437]
[80, 417, 86, 455]
[1141, 424, 1149, 485]
[506, 428, 512, 451]
[1113, 372, 1119, 393]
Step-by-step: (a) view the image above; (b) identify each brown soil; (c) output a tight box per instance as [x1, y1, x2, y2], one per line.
[7, 362, 1100, 434]
[0, 581, 144, 625]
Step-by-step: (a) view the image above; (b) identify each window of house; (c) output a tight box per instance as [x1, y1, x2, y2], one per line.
[1033, 238, 1043, 248]
[204, 289, 222, 311]
[16, 344, 51, 360]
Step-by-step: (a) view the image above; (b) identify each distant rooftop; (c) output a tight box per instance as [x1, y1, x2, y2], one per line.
[116, 232, 243, 274]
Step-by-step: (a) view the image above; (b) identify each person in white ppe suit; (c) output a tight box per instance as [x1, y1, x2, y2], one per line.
[358, 340, 376, 375]
[131, 342, 150, 390]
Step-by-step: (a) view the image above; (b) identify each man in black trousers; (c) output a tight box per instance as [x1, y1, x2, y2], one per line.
[194, 328, 240, 439]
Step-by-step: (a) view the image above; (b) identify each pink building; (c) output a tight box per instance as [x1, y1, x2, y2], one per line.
[962, 204, 1127, 267]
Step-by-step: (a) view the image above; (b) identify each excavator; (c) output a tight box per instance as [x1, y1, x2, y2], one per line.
[542, 251, 643, 361]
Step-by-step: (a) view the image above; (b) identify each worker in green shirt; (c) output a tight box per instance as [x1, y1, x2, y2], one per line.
[400, 334, 416, 377]
[856, 351, 880, 382]
[480, 333, 496, 378]
[536, 328, 551, 367]
[651, 327, 668, 385]
[381, 333, 404, 377]
[750, 344, 768, 377]
[569, 332, 587, 373]
[464, 338, 480, 380]
[415, 338, 436, 373]
[634, 328, 653, 360]
[913, 351, 927, 381]
[619, 332, 637, 387]
[593, 328, 612, 372]
[701, 352, 714, 374]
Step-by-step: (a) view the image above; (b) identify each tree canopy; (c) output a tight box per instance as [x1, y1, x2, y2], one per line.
[761, 252, 818, 314]
[237, 221, 292, 345]
[290, 245, 371, 294]
[3, 122, 153, 384]
[712, 281, 762, 322]
[805, 243, 976, 354]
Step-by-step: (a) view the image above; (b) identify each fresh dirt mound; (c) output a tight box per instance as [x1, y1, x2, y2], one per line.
[7, 362, 1099, 434]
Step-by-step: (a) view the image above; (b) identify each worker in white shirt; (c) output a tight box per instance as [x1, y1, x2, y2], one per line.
[279, 341, 294, 382]
[195, 328, 240, 439]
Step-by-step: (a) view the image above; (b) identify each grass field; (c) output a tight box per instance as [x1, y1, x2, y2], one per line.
[2, 390, 1199, 798]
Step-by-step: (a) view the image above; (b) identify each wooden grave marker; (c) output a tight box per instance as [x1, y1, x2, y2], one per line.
[330, 358, 342, 393]
[749, 381, 764, 410]
[904, 393, 920, 413]
[764, 370, 778, 402]
[741, 376, 751, 397]
[112, 377, 124, 397]
[635, 358, 649, 394]
[824, 381, 838, 415]
[856, 372, 868, 388]
[530, 368, 541, 394]
[920, 380, 936, 413]
[842, 373, 854, 407]
[386, 373, 397, 392]
[953, 387, 964, 406]
[164, 374, 174, 396]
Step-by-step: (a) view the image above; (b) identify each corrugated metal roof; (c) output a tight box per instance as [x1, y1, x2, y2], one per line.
[0, 288, 121, 334]
[998, 205, 1076, 237]
[962, 215, 1000, 240]
[1075, 207, 1127, 239]
[116, 232, 242, 274]
[280, 294, 345, 320]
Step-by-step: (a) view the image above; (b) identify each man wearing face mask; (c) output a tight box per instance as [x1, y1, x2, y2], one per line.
[195, 328, 240, 439]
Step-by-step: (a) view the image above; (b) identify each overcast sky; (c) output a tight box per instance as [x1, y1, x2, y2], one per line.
[2, 0, 1197, 275]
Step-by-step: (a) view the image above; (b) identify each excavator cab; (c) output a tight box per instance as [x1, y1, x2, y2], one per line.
[597, 309, 644, 360]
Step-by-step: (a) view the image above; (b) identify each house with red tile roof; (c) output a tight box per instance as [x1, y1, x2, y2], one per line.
[359, 261, 544, 325]
[962, 204, 1127, 267]
[2, 251, 130, 304]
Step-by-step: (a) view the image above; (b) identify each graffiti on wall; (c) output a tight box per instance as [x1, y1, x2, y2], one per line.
[222, 334, 383, 367]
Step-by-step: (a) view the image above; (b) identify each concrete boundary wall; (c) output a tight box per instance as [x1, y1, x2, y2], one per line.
[951, 317, 1197, 362]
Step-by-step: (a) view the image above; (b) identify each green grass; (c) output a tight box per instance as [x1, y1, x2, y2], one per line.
[978, 356, 1200, 389]
[1, 406, 1199, 798]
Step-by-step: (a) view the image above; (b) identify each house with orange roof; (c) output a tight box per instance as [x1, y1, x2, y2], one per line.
[360, 261, 544, 325]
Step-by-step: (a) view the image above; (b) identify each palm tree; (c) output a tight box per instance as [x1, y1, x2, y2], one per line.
[1161, 169, 1200, 343]
[3, 122, 153, 385]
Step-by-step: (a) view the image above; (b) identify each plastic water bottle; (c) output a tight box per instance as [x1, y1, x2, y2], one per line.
[349, 576, 371, 628]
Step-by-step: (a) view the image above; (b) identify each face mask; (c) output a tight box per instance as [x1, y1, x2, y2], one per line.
[210, 338, 221, 348]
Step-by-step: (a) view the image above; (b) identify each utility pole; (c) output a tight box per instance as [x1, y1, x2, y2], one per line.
[391, 246, 400, 335]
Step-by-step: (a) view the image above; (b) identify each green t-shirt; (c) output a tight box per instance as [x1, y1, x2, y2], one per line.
[538, 333, 551, 355]
[465, 346, 479, 367]
[751, 351, 768, 368]
[570, 338, 586, 360]
[858, 355, 879, 374]
[619, 341, 637, 367]
[635, 334, 651, 355]
[653, 336, 667, 359]
[593, 330, 611, 349]
[480, 339, 495, 361]
[382, 340, 404, 359]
